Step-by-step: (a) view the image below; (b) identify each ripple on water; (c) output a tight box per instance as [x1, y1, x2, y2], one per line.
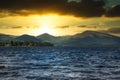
[0, 47, 120, 80]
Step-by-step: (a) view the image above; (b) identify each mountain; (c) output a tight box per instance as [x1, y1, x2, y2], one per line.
[63, 31, 120, 46]
[37, 33, 57, 43]
[0, 33, 15, 42]
[0, 31, 120, 47]
[15, 34, 40, 42]
[37, 33, 56, 41]
[37, 33, 69, 45]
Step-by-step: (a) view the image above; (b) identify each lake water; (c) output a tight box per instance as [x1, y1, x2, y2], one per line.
[0, 47, 120, 80]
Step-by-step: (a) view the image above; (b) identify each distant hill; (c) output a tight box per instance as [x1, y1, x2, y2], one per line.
[63, 31, 120, 47]
[0, 31, 120, 47]
[0, 33, 15, 42]
[0, 34, 53, 46]
[37, 33, 56, 41]
[37, 33, 70, 45]
[15, 34, 41, 42]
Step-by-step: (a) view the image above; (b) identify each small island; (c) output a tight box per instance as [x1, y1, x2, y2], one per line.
[0, 41, 54, 47]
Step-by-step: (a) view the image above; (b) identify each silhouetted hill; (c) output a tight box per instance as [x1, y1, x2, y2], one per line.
[74, 30, 114, 38]
[0, 31, 120, 47]
[37, 33, 70, 45]
[15, 34, 40, 42]
[37, 33, 56, 41]
[0, 33, 15, 42]
[63, 31, 120, 46]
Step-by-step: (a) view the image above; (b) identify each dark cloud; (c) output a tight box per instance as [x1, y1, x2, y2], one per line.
[0, 0, 106, 17]
[0, 26, 36, 29]
[106, 5, 120, 17]
[77, 25, 97, 28]
[57, 25, 69, 29]
[0, 26, 22, 29]
[0, 0, 68, 16]
[11, 26, 22, 29]
[0, 0, 119, 17]
[68, 0, 105, 17]
[77, 25, 87, 28]
[11, 26, 39, 29]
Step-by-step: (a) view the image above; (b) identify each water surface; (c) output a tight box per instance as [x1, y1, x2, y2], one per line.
[0, 47, 120, 80]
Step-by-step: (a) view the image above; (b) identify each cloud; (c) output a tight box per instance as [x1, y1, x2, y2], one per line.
[57, 25, 69, 29]
[77, 25, 97, 28]
[64, 0, 106, 17]
[106, 5, 120, 17]
[106, 28, 120, 33]
[0, 0, 120, 18]
[99, 27, 120, 34]
[0, 26, 37, 29]
[0, 26, 23, 29]
[11, 26, 23, 29]
[0, 0, 106, 17]
[77, 25, 87, 28]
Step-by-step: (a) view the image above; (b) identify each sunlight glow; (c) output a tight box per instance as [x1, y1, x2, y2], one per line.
[31, 14, 82, 35]
[0, 14, 85, 36]
[39, 24, 54, 34]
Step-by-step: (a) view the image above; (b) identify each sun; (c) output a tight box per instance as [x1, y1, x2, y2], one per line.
[39, 24, 54, 34]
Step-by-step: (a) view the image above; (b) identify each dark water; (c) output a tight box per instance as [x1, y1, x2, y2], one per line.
[0, 47, 120, 80]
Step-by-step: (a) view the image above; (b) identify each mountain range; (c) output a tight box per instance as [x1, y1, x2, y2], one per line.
[0, 31, 120, 47]
[15, 34, 40, 42]
[0, 33, 15, 42]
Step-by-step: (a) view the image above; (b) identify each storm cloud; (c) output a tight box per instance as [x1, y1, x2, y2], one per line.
[0, 0, 119, 17]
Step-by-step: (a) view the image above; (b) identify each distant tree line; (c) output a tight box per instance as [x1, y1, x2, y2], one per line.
[0, 41, 54, 46]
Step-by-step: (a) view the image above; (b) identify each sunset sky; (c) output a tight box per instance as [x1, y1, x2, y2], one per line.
[0, 0, 120, 36]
